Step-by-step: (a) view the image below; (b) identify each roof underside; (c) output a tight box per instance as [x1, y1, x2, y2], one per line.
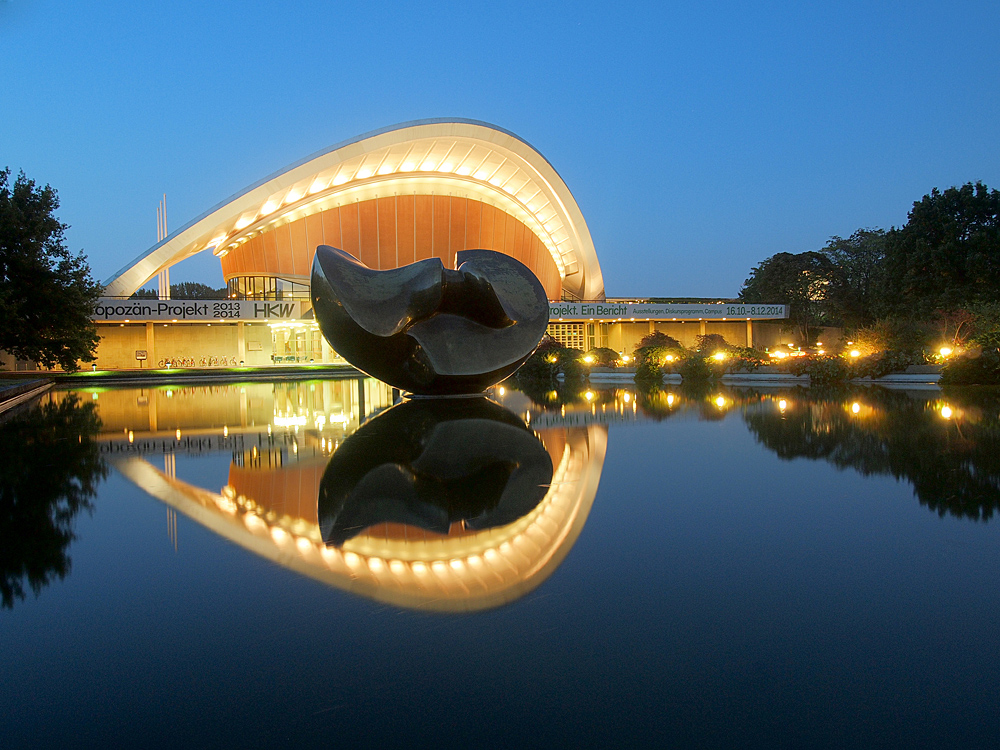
[105, 119, 604, 300]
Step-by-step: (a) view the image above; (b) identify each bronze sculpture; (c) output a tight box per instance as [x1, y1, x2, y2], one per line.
[310, 245, 549, 395]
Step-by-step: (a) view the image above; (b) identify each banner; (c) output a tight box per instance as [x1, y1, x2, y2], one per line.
[92, 298, 304, 321]
[547, 302, 787, 320]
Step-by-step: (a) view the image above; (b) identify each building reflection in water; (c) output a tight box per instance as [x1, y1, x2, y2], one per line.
[58, 379, 605, 612]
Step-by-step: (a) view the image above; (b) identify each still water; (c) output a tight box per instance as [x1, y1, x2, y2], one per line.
[2, 379, 1000, 748]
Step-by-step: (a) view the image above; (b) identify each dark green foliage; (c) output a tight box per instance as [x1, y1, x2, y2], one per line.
[636, 330, 682, 349]
[940, 350, 1000, 385]
[634, 358, 665, 383]
[694, 333, 730, 353]
[967, 303, 1000, 352]
[170, 282, 227, 299]
[585, 347, 620, 367]
[633, 344, 686, 370]
[739, 251, 841, 341]
[850, 319, 931, 356]
[0, 394, 107, 608]
[853, 350, 922, 379]
[821, 228, 888, 325]
[515, 346, 586, 384]
[884, 182, 1000, 317]
[787, 355, 852, 384]
[131, 282, 227, 299]
[0, 169, 103, 370]
[678, 355, 713, 381]
[724, 347, 770, 372]
[743, 388, 1000, 520]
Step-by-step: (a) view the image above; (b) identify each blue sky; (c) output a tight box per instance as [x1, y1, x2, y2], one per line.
[2, 0, 998, 297]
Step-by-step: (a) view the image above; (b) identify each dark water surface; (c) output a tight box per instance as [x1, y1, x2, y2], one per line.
[2, 380, 1000, 748]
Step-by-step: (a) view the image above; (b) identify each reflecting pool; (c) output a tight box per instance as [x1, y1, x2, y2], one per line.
[2, 380, 1000, 748]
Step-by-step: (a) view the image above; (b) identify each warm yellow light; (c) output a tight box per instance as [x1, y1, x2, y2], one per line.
[377, 165, 393, 175]
[175, 429, 182, 440]
[498, 386, 505, 396]
[778, 399, 787, 412]
[474, 170, 488, 180]
[583, 355, 595, 363]
[772, 351, 787, 359]
[666, 394, 675, 406]
[817, 350, 825, 355]
[440, 162, 453, 172]
[713, 352, 726, 361]
[623, 392, 631, 403]
[356, 168, 372, 179]
[939, 347, 953, 357]
[940, 405, 953, 419]
[235, 216, 252, 229]
[850, 350, 861, 358]
[852, 402, 861, 414]
[584, 391, 595, 401]
[456, 166, 471, 176]
[401, 161, 415, 172]
[547, 355, 557, 363]
[665, 354, 675, 362]
[285, 190, 300, 203]
[421, 161, 435, 171]
[715, 396, 726, 408]
[223, 425, 228, 437]
[621, 354, 631, 363]
[309, 180, 325, 194]
[261, 201, 277, 215]
[128, 430, 134, 444]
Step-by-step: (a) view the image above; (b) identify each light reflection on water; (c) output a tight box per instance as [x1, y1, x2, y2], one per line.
[2, 379, 1000, 747]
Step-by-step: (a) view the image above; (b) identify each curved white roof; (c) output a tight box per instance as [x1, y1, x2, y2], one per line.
[104, 119, 604, 300]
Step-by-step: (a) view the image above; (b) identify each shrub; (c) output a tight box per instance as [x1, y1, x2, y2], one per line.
[634, 359, 665, 384]
[678, 355, 713, 382]
[850, 318, 930, 356]
[584, 347, 621, 367]
[694, 333, 730, 354]
[787, 355, 851, 384]
[724, 347, 770, 373]
[853, 349, 921, 379]
[634, 344, 687, 370]
[940, 350, 1000, 385]
[516, 346, 586, 383]
[637, 331, 682, 349]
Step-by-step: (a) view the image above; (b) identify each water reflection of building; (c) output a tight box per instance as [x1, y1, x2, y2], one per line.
[113, 421, 605, 612]
[66, 381, 606, 611]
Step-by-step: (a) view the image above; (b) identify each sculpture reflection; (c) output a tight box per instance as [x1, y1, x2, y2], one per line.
[319, 397, 552, 546]
[111, 384, 605, 612]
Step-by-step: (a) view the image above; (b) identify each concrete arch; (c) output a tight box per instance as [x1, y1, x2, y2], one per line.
[104, 119, 604, 301]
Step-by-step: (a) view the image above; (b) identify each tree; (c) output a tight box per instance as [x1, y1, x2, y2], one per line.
[739, 251, 841, 343]
[885, 181, 1000, 317]
[821, 228, 888, 326]
[170, 282, 227, 299]
[0, 169, 103, 370]
[0, 394, 106, 609]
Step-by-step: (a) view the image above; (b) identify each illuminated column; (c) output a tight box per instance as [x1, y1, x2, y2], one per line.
[321, 334, 333, 363]
[146, 322, 156, 368]
[699, 319, 707, 336]
[237, 322, 246, 364]
[746, 320, 754, 348]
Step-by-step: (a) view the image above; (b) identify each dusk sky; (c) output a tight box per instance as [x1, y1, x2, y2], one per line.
[3, 0, 998, 297]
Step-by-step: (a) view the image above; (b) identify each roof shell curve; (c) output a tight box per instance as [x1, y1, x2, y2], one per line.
[104, 119, 604, 300]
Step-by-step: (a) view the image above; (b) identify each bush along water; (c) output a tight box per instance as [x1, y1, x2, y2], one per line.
[940, 350, 1000, 386]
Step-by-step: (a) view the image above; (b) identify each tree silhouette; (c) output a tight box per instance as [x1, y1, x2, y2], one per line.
[0, 395, 107, 608]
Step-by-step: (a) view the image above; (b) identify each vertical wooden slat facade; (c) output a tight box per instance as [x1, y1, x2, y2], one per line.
[220, 195, 563, 299]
